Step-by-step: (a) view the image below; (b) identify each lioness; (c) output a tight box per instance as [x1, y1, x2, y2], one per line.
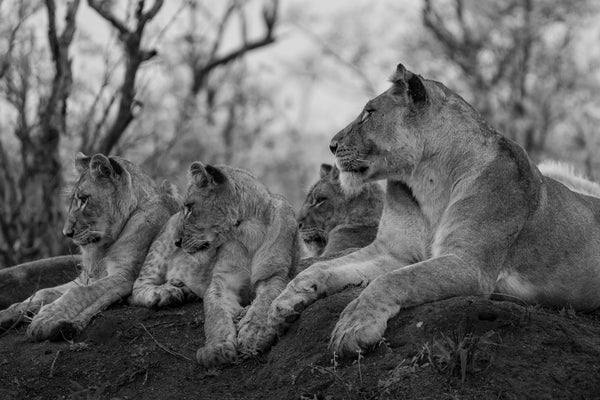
[268, 63, 600, 357]
[155, 162, 298, 367]
[0, 153, 177, 340]
[298, 163, 383, 257]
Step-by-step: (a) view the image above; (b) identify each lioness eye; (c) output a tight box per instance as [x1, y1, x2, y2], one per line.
[360, 108, 374, 123]
[183, 203, 193, 217]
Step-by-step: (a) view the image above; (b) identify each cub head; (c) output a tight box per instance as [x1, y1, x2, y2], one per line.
[174, 162, 239, 254]
[298, 163, 384, 256]
[329, 63, 438, 195]
[63, 152, 136, 248]
[297, 163, 344, 253]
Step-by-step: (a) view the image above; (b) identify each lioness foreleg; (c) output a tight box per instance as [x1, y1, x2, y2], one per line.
[329, 254, 490, 356]
[268, 243, 404, 333]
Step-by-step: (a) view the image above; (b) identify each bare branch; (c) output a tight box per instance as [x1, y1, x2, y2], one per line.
[87, 0, 129, 35]
[88, 0, 164, 154]
[191, 0, 279, 94]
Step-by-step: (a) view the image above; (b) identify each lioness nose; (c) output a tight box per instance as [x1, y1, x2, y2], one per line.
[62, 227, 74, 238]
[329, 139, 338, 155]
[174, 237, 182, 248]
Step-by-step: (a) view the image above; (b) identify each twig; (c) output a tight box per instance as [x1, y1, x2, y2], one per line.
[49, 349, 61, 377]
[139, 323, 192, 362]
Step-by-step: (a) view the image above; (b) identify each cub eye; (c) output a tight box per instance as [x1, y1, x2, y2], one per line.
[183, 203, 193, 217]
[76, 194, 89, 210]
[314, 197, 327, 207]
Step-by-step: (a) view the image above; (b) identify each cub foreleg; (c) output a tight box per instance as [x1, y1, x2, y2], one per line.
[0, 280, 78, 331]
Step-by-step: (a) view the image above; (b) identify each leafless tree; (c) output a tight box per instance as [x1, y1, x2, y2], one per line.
[85, 0, 164, 155]
[0, 0, 80, 266]
[141, 0, 280, 175]
[422, 0, 598, 155]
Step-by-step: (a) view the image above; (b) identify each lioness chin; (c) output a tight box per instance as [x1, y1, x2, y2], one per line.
[268, 63, 600, 357]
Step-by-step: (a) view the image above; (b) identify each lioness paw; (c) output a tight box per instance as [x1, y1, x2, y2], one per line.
[329, 297, 387, 357]
[237, 316, 276, 357]
[196, 341, 238, 368]
[27, 310, 79, 341]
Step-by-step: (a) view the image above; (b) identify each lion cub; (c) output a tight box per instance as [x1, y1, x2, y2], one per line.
[298, 163, 384, 257]
[0, 153, 177, 340]
[132, 162, 298, 367]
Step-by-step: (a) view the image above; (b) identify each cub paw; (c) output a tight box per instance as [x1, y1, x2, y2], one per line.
[0, 308, 23, 331]
[196, 341, 238, 368]
[329, 296, 387, 357]
[130, 283, 185, 308]
[27, 310, 79, 341]
[237, 315, 276, 357]
[267, 269, 326, 332]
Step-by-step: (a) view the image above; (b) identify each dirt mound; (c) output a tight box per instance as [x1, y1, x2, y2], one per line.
[1, 290, 599, 399]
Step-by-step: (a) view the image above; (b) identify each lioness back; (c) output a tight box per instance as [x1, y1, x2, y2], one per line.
[298, 163, 384, 257]
[537, 160, 600, 198]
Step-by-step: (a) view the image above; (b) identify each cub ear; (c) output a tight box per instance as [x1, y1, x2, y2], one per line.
[331, 164, 340, 181]
[319, 163, 333, 179]
[390, 63, 427, 104]
[189, 162, 227, 187]
[90, 154, 118, 181]
[108, 157, 125, 176]
[75, 152, 91, 174]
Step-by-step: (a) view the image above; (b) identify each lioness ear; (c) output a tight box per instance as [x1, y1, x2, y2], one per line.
[319, 163, 333, 179]
[189, 162, 227, 187]
[75, 152, 91, 174]
[90, 154, 116, 181]
[390, 63, 427, 104]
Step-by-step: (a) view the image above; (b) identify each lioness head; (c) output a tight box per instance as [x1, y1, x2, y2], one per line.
[329, 63, 450, 194]
[63, 153, 136, 247]
[174, 162, 239, 254]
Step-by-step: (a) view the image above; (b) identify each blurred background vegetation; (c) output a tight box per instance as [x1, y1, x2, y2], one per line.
[0, 0, 599, 266]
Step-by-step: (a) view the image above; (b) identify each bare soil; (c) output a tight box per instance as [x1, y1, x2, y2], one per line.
[1, 289, 600, 400]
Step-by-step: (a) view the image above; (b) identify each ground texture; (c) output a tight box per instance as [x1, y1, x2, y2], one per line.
[1, 289, 600, 400]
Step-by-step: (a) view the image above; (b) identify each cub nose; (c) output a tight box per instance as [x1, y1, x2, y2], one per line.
[174, 237, 182, 248]
[62, 227, 74, 238]
[329, 139, 338, 155]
